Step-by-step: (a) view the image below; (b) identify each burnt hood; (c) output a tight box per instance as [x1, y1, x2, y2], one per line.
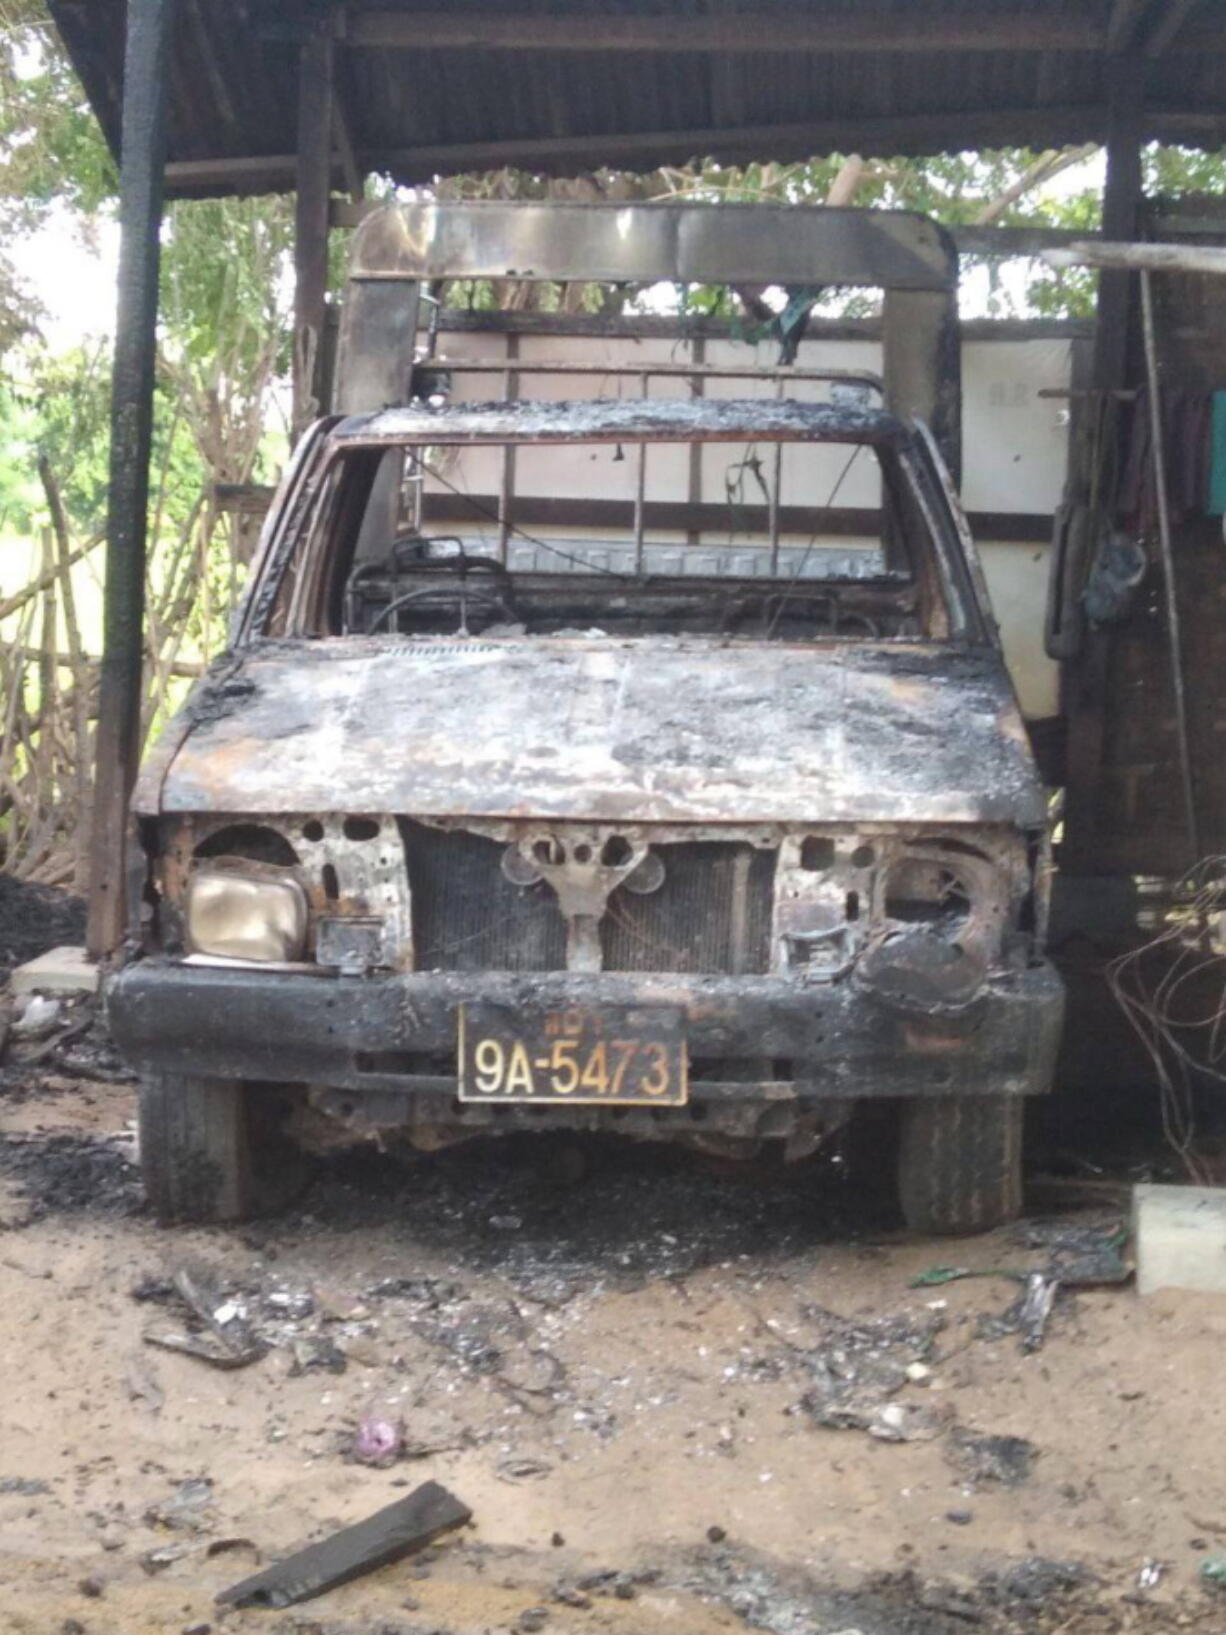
[143, 635, 1046, 829]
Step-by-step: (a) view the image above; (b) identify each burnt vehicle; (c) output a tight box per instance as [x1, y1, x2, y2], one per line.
[108, 203, 1062, 1233]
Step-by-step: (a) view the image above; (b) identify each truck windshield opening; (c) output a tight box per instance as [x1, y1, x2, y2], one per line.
[266, 430, 960, 644]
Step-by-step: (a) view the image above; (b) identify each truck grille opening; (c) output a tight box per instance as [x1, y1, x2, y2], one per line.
[602, 842, 775, 974]
[404, 822, 565, 972]
[402, 822, 775, 975]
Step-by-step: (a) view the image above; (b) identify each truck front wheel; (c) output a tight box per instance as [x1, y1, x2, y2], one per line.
[138, 1075, 309, 1223]
[897, 1095, 1023, 1236]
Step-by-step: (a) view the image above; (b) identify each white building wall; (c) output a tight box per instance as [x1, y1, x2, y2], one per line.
[432, 327, 1072, 718]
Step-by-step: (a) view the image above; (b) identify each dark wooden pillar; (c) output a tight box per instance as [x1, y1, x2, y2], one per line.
[293, 24, 334, 436]
[1093, 54, 1145, 393]
[86, 0, 178, 958]
[1060, 52, 1145, 871]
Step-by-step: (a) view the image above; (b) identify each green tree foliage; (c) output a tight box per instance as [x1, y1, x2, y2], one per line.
[0, 0, 116, 347]
[1, 5, 296, 595]
[0, 342, 110, 533]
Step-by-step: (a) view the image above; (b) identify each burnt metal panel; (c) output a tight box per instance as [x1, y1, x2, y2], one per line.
[107, 958, 1066, 1101]
[337, 397, 901, 446]
[335, 279, 421, 414]
[340, 203, 956, 470]
[150, 637, 1047, 828]
[348, 201, 955, 292]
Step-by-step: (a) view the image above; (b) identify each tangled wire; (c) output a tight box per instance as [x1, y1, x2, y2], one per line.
[1106, 857, 1226, 1183]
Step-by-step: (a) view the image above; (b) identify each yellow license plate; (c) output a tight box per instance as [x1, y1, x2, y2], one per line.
[458, 1003, 688, 1106]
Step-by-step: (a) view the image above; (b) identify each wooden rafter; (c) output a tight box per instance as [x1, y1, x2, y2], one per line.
[331, 79, 363, 203]
[344, 4, 1224, 54]
[164, 99, 1226, 198]
[163, 105, 1107, 194]
[1146, 0, 1205, 55]
[1106, 0, 1206, 53]
[1107, 0, 1156, 51]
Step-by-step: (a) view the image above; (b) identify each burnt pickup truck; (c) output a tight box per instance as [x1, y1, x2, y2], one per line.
[108, 202, 1062, 1233]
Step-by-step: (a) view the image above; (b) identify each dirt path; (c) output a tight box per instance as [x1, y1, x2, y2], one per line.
[1, 1048, 1225, 1634]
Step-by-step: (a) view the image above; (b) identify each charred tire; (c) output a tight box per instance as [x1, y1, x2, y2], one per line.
[138, 1075, 311, 1224]
[897, 1095, 1023, 1236]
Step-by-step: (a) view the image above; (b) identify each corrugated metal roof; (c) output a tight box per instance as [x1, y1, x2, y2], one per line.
[47, 1, 1226, 199]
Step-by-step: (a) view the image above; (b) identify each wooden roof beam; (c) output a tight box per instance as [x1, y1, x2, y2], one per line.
[1107, 0, 1206, 52]
[164, 107, 1226, 198]
[365, 107, 1111, 175]
[364, 106, 1226, 178]
[344, 6, 1107, 54]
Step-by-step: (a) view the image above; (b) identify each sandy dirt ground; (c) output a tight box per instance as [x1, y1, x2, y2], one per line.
[1, 999, 1225, 1635]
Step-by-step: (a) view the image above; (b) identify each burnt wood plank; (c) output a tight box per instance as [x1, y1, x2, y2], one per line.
[216, 1480, 471, 1608]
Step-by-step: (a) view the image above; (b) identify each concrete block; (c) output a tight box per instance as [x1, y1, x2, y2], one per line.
[10, 946, 99, 998]
[1134, 1184, 1226, 1296]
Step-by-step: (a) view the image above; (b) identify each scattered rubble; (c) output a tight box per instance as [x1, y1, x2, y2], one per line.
[145, 1478, 218, 1535]
[0, 1010, 1205, 1632]
[140, 1540, 193, 1575]
[1013, 1270, 1059, 1353]
[0, 1127, 139, 1217]
[947, 1429, 1038, 1487]
[0, 876, 85, 984]
[1012, 1220, 1133, 1286]
[980, 1556, 1097, 1605]
[796, 1304, 948, 1439]
[142, 1265, 269, 1369]
[1, 989, 133, 1099]
[914, 1221, 1131, 1353]
[11, 994, 63, 1038]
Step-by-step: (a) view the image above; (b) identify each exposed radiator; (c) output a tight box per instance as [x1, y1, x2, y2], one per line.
[403, 822, 774, 975]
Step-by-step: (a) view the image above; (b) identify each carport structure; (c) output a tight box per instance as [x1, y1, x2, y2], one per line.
[43, 0, 1226, 954]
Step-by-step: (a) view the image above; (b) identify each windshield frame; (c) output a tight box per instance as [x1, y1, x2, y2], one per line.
[237, 410, 989, 649]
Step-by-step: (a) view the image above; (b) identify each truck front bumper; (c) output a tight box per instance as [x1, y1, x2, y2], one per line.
[108, 960, 1063, 1142]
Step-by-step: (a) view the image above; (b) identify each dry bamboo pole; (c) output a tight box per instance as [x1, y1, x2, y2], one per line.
[1045, 240, 1226, 276]
[0, 535, 102, 622]
[39, 457, 95, 889]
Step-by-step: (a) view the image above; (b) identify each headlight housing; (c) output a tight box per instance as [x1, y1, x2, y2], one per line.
[860, 842, 1007, 1011]
[185, 867, 308, 963]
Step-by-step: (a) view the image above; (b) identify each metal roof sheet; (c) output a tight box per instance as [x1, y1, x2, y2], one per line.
[47, 1, 1226, 199]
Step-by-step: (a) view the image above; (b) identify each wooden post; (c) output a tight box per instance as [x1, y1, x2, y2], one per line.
[86, 0, 177, 959]
[1060, 52, 1144, 871]
[294, 25, 334, 436]
[1093, 55, 1145, 394]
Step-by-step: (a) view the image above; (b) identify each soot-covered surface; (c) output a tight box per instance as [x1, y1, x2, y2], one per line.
[282, 1134, 890, 1286]
[0, 875, 85, 982]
